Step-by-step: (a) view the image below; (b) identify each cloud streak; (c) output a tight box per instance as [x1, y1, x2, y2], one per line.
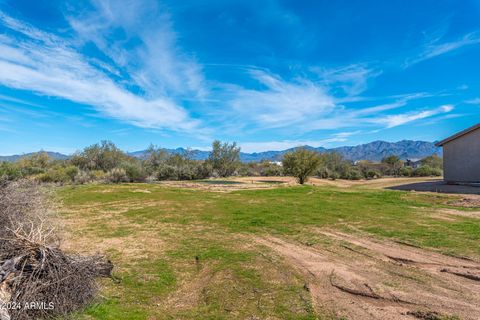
[239, 132, 359, 153]
[374, 105, 454, 128]
[67, 0, 206, 99]
[406, 32, 480, 67]
[0, 10, 201, 131]
[224, 68, 451, 134]
[228, 69, 335, 128]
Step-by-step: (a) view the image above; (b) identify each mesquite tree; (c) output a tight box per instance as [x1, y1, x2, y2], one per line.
[282, 148, 321, 184]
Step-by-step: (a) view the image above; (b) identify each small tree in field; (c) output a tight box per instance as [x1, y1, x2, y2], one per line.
[381, 155, 403, 177]
[208, 140, 240, 177]
[282, 148, 321, 184]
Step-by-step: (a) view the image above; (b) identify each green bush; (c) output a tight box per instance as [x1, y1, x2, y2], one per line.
[37, 166, 76, 184]
[74, 170, 92, 184]
[366, 170, 382, 179]
[105, 168, 129, 183]
[261, 163, 283, 176]
[420, 154, 442, 169]
[195, 162, 213, 179]
[0, 162, 23, 181]
[155, 162, 211, 181]
[64, 165, 79, 181]
[347, 168, 362, 180]
[413, 165, 442, 177]
[400, 167, 413, 177]
[157, 165, 177, 180]
[90, 170, 107, 181]
[120, 162, 147, 182]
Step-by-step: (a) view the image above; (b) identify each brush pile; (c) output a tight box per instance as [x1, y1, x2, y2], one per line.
[0, 179, 112, 320]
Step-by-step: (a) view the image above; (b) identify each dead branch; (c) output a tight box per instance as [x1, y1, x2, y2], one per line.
[0, 180, 113, 320]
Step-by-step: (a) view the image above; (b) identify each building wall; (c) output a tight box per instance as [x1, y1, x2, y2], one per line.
[443, 128, 480, 183]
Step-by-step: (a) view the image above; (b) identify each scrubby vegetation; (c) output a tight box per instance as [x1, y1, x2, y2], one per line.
[0, 141, 442, 184]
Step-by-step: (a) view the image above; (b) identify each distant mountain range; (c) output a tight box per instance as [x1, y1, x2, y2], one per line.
[0, 140, 441, 163]
[0, 151, 70, 163]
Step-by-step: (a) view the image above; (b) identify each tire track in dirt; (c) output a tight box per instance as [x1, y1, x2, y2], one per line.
[255, 232, 480, 320]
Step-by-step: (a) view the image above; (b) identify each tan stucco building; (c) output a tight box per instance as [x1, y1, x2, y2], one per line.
[436, 123, 480, 184]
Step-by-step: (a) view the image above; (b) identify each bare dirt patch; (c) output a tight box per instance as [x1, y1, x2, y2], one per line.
[158, 178, 290, 192]
[449, 196, 480, 208]
[437, 208, 480, 219]
[255, 232, 480, 320]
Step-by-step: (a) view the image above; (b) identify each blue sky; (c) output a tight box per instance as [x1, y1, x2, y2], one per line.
[0, 0, 479, 155]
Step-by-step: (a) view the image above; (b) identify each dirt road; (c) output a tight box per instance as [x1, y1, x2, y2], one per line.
[256, 232, 480, 320]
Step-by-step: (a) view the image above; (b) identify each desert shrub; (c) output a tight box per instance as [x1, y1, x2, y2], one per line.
[381, 155, 404, 176]
[105, 168, 129, 183]
[120, 162, 147, 182]
[420, 154, 443, 169]
[0, 162, 23, 181]
[74, 170, 92, 184]
[400, 167, 414, 177]
[329, 171, 340, 180]
[143, 144, 169, 174]
[154, 153, 212, 181]
[366, 169, 382, 179]
[90, 170, 107, 181]
[156, 162, 210, 181]
[64, 165, 79, 180]
[70, 140, 129, 171]
[315, 152, 355, 180]
[20, 165, 47, 176]
[237, 163, 256, 176]
[260, 162, 283, 176]
[195, 161, 213, 179]
[173, 165, 194, 180]
[347, 168, 362, 180]
[37, 169, 68, 184]
[316, 166, 330, 179]
[157, 164, 177, 180]
[36, 165, 78, 184]
[17, 152, 51, 170]
[413, 165, 442, 177]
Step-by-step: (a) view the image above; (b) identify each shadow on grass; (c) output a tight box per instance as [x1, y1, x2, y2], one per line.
[387, 179, 480, 195]
[198, 180, 244, 185]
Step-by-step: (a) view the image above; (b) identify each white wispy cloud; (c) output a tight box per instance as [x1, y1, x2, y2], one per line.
[351, 93, 429, 116]
[374, 105, 454, 128]
[228, 69, 335, 128]
[239, 132, 359, 153]
[0, 10, 202, 131]
[465, 98, 480, 104]
[406, 32, 480, 67]
[67, 0, 206, 99]
[311, 64, 381, 97]
[224, 67, 450, 134]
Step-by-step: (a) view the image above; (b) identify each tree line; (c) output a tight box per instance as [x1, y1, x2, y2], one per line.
[0, 141, 442, 184]
[282, 148, 442, 184]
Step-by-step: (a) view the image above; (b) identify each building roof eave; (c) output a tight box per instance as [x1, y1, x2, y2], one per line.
[435, 123, 480, 147]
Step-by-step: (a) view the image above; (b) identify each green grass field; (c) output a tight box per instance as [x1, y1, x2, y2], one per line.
[57, 182, 480, 320]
